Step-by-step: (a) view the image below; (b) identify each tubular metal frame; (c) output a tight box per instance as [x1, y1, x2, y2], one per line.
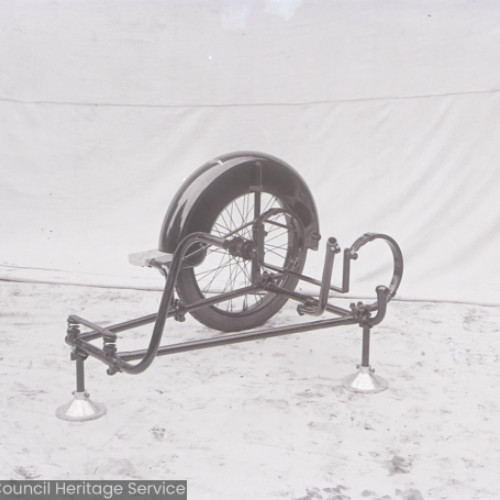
[61, 230, 403, 402]
[57, 153, 404, 421]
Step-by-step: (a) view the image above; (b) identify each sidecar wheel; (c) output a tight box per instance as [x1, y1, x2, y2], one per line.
[174, 187, 307, 332]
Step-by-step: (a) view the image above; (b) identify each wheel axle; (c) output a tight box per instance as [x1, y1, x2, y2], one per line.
[223, 236, 256, 260]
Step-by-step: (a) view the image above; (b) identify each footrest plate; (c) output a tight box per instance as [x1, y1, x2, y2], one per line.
[128, 249, 173, 267]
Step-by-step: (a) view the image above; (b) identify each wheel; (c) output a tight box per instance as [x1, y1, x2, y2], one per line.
[174, 187, 308, 332]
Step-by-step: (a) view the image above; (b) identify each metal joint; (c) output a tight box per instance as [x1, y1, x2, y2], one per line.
[350, 301, 371, 324]
[103, 337, 117, 357]
[296, 297, 317, 316]
[256, 271, 278, 289]
[107, 366, 120, 376]
[66, 317, 80, 342]
[173, 299, 186, 322]
[70, 350, 88, 362]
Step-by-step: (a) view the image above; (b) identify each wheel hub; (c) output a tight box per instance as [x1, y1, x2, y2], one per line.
[223, 236, 256, 260]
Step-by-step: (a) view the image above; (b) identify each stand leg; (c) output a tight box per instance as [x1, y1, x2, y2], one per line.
[56, 352, 107, 421]
[342, 324, 388, 393]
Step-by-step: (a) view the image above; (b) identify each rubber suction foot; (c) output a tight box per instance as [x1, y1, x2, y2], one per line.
[56, 391, 106, 421]
[341, 365, 388, 393]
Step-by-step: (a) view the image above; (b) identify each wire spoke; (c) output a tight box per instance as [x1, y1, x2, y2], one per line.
[264, 231, 290, 245]
[264, 247, 289, 260]
[197, 257, 233, 291]
[263, 195, 278, 212]
[233, 196, 247, 225]
[196, 257, 234, 282]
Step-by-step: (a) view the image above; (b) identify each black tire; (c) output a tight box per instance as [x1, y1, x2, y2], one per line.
[174, 187, 307, 332]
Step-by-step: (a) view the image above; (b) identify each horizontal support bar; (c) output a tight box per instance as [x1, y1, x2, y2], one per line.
[69, 315, 117, 340]
[79, 313, 158, 341]
[117, 315, 358, 361]
[76, 285, 258, 342]
[265, 284, 352, 317]
[262, 262, 346, 293]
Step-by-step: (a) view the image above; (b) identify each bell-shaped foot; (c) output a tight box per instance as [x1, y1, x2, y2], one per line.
[56, 391, 106, 421]
[342, 365, 388, 393]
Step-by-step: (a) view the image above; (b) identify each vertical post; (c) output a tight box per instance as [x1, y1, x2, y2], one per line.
[341, 321, 388, 393]
[361, 324, 371, 368]
[75, 355, 86, 393]
[252, 162, 263, 283]
[297, 237, 339, 315]
[56, 318, 107, 421]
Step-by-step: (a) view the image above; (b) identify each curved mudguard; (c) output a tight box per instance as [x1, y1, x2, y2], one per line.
[159, 151, 321, 253]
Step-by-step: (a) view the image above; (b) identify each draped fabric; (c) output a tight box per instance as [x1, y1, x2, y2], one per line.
[2, 0, 500, 304]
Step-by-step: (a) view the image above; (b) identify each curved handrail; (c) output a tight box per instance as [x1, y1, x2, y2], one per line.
[348, 233, 404, 313]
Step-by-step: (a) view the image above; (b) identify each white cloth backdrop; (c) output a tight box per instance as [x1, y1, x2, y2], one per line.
[1, 0, 500, 304]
